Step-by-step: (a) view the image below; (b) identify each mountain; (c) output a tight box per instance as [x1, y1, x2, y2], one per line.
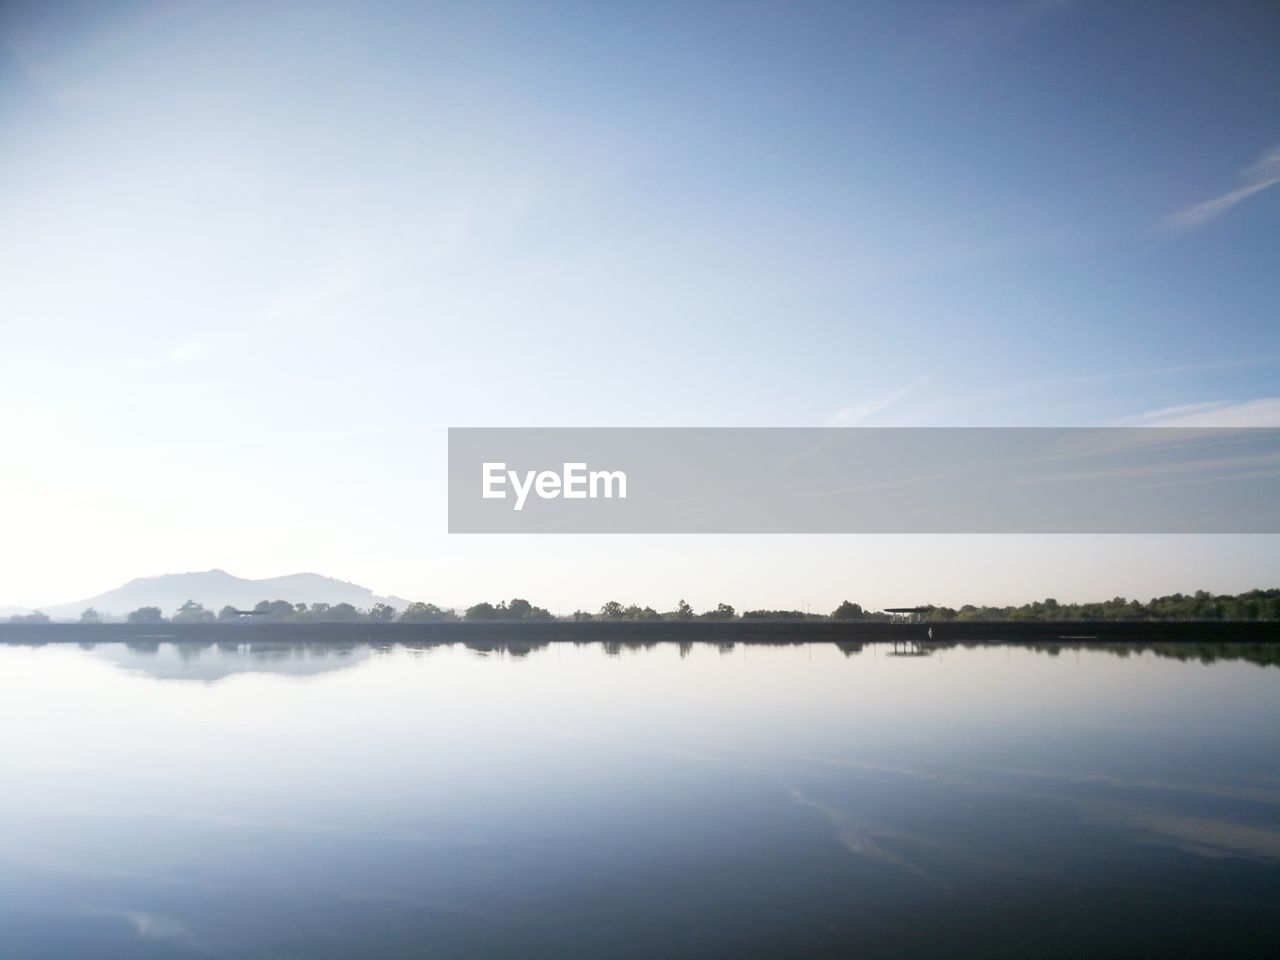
[38, 569, 411, 620]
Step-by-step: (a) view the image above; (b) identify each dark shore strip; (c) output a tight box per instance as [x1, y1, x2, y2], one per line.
[2, 619, 1278, 645]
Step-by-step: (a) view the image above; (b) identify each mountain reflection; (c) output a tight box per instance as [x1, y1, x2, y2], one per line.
[90, 641, 375, 681]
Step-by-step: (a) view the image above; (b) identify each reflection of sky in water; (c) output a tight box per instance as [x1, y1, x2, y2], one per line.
[1, 641, 1277, 958]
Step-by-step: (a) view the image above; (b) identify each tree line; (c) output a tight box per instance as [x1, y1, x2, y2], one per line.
[914, 590, 1280, 622]
[6, 588, 1279, 625]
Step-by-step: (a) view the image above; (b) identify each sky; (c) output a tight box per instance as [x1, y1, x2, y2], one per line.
[1, 0, 1278, 613]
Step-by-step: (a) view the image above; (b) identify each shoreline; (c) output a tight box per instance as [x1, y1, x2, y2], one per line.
[3, 619, 1278, 644]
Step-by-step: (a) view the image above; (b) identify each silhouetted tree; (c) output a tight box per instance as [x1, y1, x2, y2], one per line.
[831, 600, 866, 620]
[253, 599, 296, 621]
[173, 599, 215, 623]
[623, 604, 662, 621]
[512, 598, 552, 619]
[127, 607, 164, 623]
[464, 599, 552, 620]
[400, 602, 458, 623]
[465, 601, 498, 620]
[368, 602, 397, 622]
[325, 602, 362, 622]
[79, 607, 101, 623]
[8, 611, 51, 624]
[701, 603, 736, 620]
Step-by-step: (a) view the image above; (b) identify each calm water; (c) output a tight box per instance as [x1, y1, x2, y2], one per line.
[1, 639, 1278, 959]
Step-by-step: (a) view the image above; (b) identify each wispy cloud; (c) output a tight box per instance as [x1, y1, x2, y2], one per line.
[949, 356, 1280, 417]
[1080, 801, 1280, 861]
[825, 376, 931, 427]
[1113, 397, 1280, 428]
[1158, 143, 1280, 237]
[785, 786, 931, 878]
[807, 756, 1280, 862]
[85, 909, 205, 950]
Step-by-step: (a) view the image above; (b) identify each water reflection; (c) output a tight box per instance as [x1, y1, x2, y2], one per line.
[0, 639, 1277, 958]
[887, 639, 932, 656]
[18, 636, 1280, 683]
[92, 641, 373, 681]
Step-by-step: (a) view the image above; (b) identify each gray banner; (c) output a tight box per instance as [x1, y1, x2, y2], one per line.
[448, 428, 1280, 533]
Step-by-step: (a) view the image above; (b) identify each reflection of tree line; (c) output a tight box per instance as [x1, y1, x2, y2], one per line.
[88, 637, 1280, 668]
[5, 617, 1278, 652]
[94, 638, 884, 660]
[942, 640, 1280, 667]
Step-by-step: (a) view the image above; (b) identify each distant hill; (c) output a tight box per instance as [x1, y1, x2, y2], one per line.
[38, 569, 410, 620]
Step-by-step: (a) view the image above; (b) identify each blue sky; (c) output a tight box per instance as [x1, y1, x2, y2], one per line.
[1, 1, 1278, 612]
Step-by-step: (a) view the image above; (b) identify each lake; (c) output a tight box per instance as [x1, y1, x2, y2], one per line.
[1, 637, 1278, 958]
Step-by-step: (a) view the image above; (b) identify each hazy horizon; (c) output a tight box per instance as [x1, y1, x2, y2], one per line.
[5, 560, 1280, 620]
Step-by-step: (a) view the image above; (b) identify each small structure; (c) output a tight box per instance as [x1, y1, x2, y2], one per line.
[884, 606, 930, 625]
